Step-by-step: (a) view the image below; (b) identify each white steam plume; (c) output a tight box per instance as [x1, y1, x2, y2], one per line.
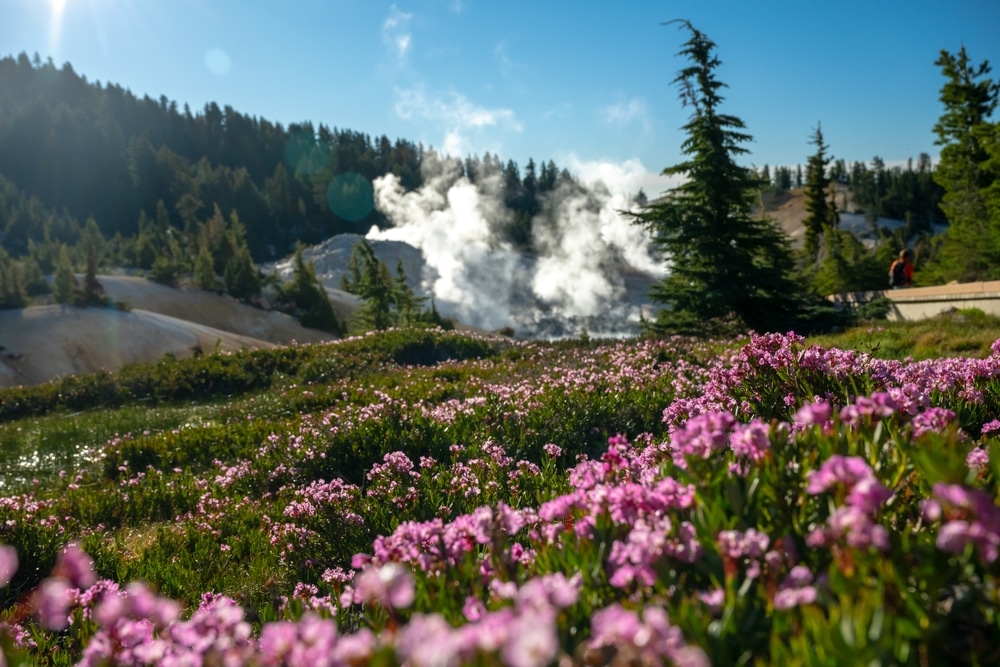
[369, 154, 526, 331]
[368, 152, 667, 337]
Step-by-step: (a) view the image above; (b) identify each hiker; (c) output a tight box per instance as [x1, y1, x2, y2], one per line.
[889, 249, 914, 289]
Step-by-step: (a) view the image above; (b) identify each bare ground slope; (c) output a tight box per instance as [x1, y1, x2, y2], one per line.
[0, 276, 340, 389]
[97, 276, 337, 345]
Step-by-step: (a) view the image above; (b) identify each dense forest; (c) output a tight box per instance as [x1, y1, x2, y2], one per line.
[0, 53, 575, 307]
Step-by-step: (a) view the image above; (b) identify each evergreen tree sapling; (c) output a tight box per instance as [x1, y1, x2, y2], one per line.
[629, 21, 803, 335]
[223, 248, 261, 300]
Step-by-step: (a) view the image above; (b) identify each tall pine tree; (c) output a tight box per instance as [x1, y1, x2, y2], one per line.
[930, 46, 1000, 281]
[630, 21, 802, 335]
[802, 123, 835, 263]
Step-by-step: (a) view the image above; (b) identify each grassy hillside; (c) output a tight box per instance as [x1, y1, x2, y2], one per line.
[806, 308, 1000, 360]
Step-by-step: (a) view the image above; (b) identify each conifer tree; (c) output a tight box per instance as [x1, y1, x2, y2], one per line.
[802, 124, 835, 262]
[80, 235, 106, 305]
[930, 46, 1000, 281]
[194, 244, 217, 291]
[21, 256, 49, 297]
[630, 21, 802, 335]
[280, 246, 340, 334]
[134, 211, 159, 270]
[223, 247, 261, 300]
[149, 255, 179, 285]
[391, 257, 427, 327]
[341, 239, 394, 331]
[0, 250, 26, 308]
[776, 166, 792, 190]
[54, 244, 75, 304]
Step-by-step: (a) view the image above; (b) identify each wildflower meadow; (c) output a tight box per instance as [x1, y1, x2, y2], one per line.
[2, 326, 1000, 665]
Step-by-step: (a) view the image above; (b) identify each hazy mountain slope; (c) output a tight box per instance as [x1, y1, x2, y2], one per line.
[0, 276, 341, 388]
[96, 276, 335, 345]
[0, 306, 274, 388]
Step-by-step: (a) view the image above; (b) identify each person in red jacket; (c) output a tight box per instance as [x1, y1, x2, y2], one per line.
[889, 249, 914, 288]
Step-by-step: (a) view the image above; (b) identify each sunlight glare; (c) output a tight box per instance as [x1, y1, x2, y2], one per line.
[48, 0, 69, 60]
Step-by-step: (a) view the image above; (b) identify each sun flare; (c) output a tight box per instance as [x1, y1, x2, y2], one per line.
[48, 0, 69, 59]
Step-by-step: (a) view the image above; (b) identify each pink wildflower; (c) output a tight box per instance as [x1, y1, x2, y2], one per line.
[671, 410, 737, 460]
[923, 483, 1000, 563]
[911, 407, 957, 438]
[792, 400, 832, 429]
[728, 421, 771, 463]
[353, 562, 415, 609]
[53, 542, 97, 589]
[464, 596, 487, 621]
[500, 610, 559, 667]
[967, 447, 989, 469]
[698, 588, 725, 613]
[35, 577, 75, 630]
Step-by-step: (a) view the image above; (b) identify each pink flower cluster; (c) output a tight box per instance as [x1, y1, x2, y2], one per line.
[35, 542, 97, 630]
[669, 410, 736, 463]
[393, 573, 580, 667]
[84, 592, 254, 666]
[718, 528, 771, 579]
[258, 615, 352, 667]
[283, 478, 363, 525]
[806, 455, 892, 551]
[666, 409, 773, 474]
[347, 562, 414, 609]
[589, 603, 709, 667]
[837, 392, 898, 427]
[367, 503, 531, 573]
[923, 483, 1000, 563]
[773, 565, 817, 610]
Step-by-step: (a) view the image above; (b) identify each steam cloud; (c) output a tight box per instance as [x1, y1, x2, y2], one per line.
[367, 152, 666, 338]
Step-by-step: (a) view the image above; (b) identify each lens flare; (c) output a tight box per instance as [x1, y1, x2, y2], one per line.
[204, 48, 232, 76]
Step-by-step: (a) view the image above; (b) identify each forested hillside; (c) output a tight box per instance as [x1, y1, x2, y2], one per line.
[0, 54, 570, 280]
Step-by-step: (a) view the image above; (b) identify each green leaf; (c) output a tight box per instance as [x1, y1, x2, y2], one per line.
[839, 610, 856, 648]
[868, 604, 885, 642]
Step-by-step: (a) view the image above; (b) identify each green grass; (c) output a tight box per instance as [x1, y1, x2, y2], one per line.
[806, 308, 1000, 360]
[4, 312, 998, 493]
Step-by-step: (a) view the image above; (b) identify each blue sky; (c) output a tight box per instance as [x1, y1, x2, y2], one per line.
[3, 0, 999, 194]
